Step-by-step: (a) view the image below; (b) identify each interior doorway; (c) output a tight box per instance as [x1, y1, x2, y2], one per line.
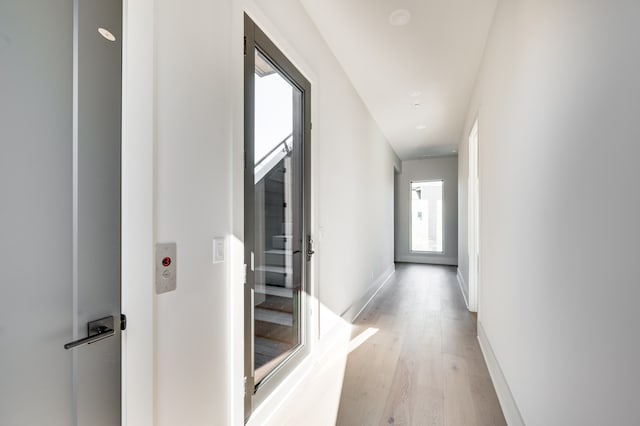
[468, 119, 480, 312]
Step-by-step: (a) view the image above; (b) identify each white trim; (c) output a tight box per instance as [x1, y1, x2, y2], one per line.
[467, 118, 479, 312]
[122, 0, 155, 424]
[456, 268, 470, 310]
[341, 264, 395, 322]
[477, 322, 525, 426]
[395, 255, 457, 266]
[230, 3, 246, 424]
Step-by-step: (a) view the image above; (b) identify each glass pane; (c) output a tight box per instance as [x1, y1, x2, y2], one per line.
[411, 181, 444, 252]
[253, 50, 303, 383]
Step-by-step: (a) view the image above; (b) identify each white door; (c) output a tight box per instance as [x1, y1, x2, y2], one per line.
[0, 1, 123, 424]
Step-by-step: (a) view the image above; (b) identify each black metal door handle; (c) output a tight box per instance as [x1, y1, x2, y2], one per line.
[306, 235, 315, 261]
[64, 316, 115, 350]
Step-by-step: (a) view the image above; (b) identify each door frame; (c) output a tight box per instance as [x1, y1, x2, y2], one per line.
[121, 1, 156, 425]
[468, 118, 480, 312]
[243, 13, 313, 421]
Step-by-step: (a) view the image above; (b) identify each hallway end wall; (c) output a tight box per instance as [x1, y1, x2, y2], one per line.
[395, 156, 458, 265]
[459, 0, 640, 424]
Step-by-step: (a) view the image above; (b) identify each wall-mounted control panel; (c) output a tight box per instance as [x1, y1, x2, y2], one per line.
[156, 242, 177, 294]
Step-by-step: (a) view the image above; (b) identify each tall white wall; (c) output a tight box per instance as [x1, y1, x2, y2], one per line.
[122, 0, 155, 424]
[154, 0, 233, 424]
[138, 0, 400, 424]
[458, 1, 640, 424]
[395, 157, 458, 265]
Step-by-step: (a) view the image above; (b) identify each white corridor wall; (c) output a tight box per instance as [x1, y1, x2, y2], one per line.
[458, 0, 640, 424]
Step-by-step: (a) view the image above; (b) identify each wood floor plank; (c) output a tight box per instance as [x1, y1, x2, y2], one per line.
[411, 357, 445, 426]
[380, 317, 444, 426]
[337, 264, 506, 426]
[443, 354, 477, 426]
[468, 373, 507, 426]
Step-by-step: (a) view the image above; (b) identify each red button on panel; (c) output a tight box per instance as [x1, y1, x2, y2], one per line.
[162, 257, 171, 267]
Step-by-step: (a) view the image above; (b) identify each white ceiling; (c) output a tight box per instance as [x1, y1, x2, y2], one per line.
[300, 0, 498, 160]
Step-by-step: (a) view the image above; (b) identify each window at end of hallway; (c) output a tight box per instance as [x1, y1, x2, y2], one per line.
[410, 180, 444, 253]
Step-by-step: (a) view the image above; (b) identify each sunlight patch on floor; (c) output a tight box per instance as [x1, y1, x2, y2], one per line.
[348, 327, 379, 354]
[259, 315, 352, 426]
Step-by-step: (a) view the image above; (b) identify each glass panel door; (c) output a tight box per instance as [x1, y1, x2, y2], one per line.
[244, 15, 312, 419]
[253, 49, 303, 383]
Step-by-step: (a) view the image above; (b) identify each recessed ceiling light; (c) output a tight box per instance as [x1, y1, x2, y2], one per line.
[409, 90, 422, 98]
[98, 27, 116, 42]
[416, 124, 427, 130]
[389, 9, 411, 27]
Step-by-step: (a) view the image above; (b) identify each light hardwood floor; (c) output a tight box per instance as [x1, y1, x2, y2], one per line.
[336, 263, 506, 426]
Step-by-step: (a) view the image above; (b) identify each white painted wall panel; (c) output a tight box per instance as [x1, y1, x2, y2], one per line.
[459, 1, 640, 423]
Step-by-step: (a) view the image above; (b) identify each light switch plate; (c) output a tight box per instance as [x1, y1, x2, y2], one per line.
[213, 237, 225, 263]
[156, 242, 177, 294]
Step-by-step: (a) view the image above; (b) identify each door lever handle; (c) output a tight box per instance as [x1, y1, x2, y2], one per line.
[306, 235, 315, 261]
[64, 316, 115, 350]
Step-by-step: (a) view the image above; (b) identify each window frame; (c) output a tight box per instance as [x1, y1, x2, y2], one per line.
[409, 179, 445, 254]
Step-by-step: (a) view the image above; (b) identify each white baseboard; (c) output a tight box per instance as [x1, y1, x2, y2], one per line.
[456, 268, 470, 310]
[341, 263, 395, 323]
[477, 322, 525, 426]
[395, 254, 457, 265]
